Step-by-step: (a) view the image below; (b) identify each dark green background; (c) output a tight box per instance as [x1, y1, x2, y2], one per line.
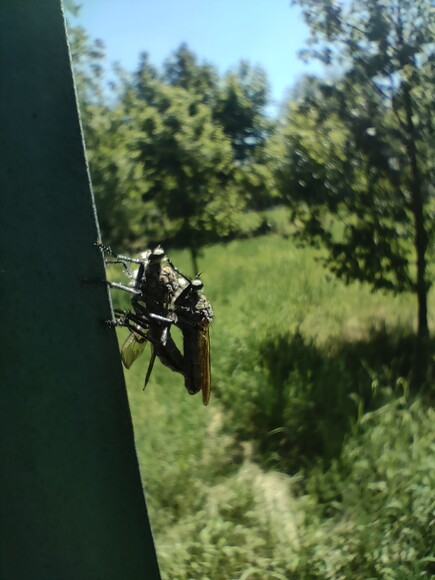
[0, 1, 160, 578]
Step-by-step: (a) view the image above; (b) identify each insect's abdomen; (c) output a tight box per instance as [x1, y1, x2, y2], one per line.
[152, 331, 184, 375]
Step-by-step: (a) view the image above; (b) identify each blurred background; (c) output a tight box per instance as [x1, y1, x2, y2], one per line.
[66, 1, 434, 577]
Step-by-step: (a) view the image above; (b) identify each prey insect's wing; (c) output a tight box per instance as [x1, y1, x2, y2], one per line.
[120, 331, 147, 369]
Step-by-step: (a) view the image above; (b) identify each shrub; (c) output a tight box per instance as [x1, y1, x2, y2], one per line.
[153, 396, 435, 579]
[299, 396, 435, 579]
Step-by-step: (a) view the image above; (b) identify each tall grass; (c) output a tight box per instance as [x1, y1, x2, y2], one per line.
[109, 235, 434, 578]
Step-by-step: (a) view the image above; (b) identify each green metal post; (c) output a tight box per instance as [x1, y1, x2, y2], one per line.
[0, 1, 160, 578]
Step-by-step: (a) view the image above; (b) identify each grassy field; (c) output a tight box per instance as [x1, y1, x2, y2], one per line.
[111, 235, 435, 579]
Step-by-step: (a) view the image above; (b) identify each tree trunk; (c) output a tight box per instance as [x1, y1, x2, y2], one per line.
[403, 84, 429, 341]
[401, 82, 430, 388]
[395, 11, 430, 346]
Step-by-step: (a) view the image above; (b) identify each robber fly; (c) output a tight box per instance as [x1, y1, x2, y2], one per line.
[98, 242, 213, 405]
[103, 246, 185, 380]
[171, 274, 213, 405]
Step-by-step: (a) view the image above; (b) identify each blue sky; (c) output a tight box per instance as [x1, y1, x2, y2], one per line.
[75, 0, 322, 108]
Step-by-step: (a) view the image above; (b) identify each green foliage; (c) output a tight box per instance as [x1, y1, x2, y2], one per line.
[66, 10, 105, 111]
[155, 463, 305, 579]
[278, 104, 413, 292]
[67, 28, 280, 262]
[84, 103, 150, 247]
[300, 396, 435, 579]
[67, 16, 148, 249]
[151, 397, 435, 579]
[112, 235, 435, 474]
[131, 83, 239, 271]
[214, 61, 271, 162]
[68, 7, 435, 574]
[162, 43, 219, 107]
[108, 236, 434, 578]
[128, 395, 435, 580]
[202, 236, 432, 469]
[285, 0, 434, 344]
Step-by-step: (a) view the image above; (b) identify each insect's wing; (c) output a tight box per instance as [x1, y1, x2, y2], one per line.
[183, 326, 211, 405]
[120, 332, 147, 369]
[199, 326, 211, 406]
[144, 347, 157, 390]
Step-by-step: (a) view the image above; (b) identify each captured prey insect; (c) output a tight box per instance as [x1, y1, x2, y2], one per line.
[98, 242, 213, 405]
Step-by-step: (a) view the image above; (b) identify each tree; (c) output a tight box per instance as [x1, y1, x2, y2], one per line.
[83, 101, 149, 248]
[131, 83, 238, 273]
[284, 0, 434, 379]
[162, 43, 219, 107]
[69, 26, 278, 261]
[212, 61, 279, 211]
[131, 51, 160, 104]
[214, 61, 271, 162]
[67, 15, 148, 249]
[67, 14, 106, 115]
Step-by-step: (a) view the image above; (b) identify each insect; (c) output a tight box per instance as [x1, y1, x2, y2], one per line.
[98, 242, 213, 405]
[172, 277, 213, 405]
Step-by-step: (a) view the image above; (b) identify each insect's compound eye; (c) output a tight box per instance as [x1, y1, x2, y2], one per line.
[150, 247, 165, 262]
[191, 279, 204, 290]
[138, 250, 151, 260]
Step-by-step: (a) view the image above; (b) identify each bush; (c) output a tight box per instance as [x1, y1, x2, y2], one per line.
[153, 396, 435, 579]
[155, 462, 305, 580]
[216, 322, 427, 472]
[299, 395, 435, 579]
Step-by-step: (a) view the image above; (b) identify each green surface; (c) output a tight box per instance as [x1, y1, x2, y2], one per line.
[0, 1, 160, 578]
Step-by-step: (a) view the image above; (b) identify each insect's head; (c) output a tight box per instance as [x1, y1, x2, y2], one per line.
[150, 246, 165, 262]
[190, 278, 204, 291]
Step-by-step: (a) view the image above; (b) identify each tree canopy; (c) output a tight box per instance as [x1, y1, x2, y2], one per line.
[68, 30, 277, 270]
[68, 1, 434, 361]
[283, 0, 434, 347]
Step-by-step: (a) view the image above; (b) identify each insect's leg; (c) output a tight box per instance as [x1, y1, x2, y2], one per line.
[95, 241, 143, 265]
[148, 312, 174, 325]
[95, 239, 113, 255]
[167, 256, 203, 285]
[119, 254, 144, 264]
[143, 347, 157, 390]
[82, 278, 141, 296]
[97, 241, 147, 277]
[161, 325, 169, 346]
[109, 310, 151, 341]
[104, 259, 133, 277]
[167, 257, 190, 281]
[130, 296, 175, 326]
[106, 281, 141, 295]
[104, 257, 144, 279]
[114, 310, 174, 345]
[106, 310, 130, 330]
[115, 308, 154, 330]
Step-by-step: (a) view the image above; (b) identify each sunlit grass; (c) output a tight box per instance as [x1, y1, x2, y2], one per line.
[107, 234, 435, 578]
[111, 233, 433, 474]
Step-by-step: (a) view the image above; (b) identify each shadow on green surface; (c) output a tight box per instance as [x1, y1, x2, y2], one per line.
[248, 325, 435, 472]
